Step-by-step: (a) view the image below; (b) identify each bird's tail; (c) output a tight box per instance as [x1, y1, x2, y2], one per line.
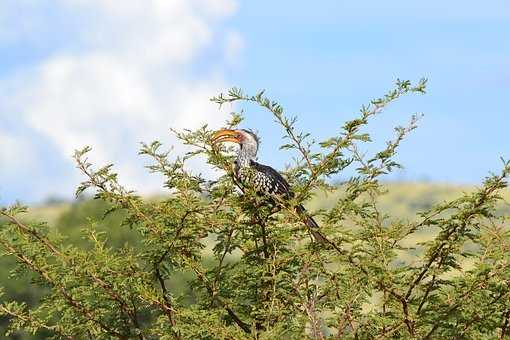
[296, 204, 328, 244]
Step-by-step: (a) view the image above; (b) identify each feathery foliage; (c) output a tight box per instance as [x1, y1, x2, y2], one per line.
[1, 79, 510, 339]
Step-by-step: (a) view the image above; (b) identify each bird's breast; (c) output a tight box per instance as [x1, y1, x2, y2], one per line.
[237, 167, 280, 196]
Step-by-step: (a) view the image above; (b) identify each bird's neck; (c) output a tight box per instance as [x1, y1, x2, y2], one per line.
[237, 146, 256, 168]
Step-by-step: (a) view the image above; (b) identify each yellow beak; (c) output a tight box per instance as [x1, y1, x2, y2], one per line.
[212, 129, 241, 144]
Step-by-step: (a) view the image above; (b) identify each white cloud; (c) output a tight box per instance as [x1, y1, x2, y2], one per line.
[0, 132, 35, 172]
[0, 0, 241, 202]
[224, 31, 244, 66]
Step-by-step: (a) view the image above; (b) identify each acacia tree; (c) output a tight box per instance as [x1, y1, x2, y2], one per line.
[1, 79, 510, 339]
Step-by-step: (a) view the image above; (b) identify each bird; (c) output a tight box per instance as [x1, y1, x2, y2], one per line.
[212, 128, 326, 243]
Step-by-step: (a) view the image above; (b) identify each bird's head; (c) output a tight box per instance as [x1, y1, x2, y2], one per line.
[212, 128, 259, 157]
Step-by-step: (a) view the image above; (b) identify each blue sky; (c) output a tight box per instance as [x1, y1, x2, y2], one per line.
[229, 1, 510, 182]
[0, 1, 509, 205]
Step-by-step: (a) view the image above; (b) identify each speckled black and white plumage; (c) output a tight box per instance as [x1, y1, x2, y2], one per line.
[224, 129, 325, 242]
[235, 160, 291, 198]
[213, 128, 326, 241]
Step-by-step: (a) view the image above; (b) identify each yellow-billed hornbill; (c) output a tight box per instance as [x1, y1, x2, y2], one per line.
[212, 128, 326, 243]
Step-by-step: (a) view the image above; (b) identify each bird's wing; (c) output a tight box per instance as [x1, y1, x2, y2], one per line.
[250, 161, 293, 198]
[251, 161, 327, 244]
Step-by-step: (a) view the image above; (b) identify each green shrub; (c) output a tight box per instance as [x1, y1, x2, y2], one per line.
[1, 79, 510, 339]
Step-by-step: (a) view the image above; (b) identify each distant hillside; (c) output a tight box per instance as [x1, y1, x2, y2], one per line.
[309, 181, 510, 220]
[22, 182, 510, 224]
[25, 203, 70, 225]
